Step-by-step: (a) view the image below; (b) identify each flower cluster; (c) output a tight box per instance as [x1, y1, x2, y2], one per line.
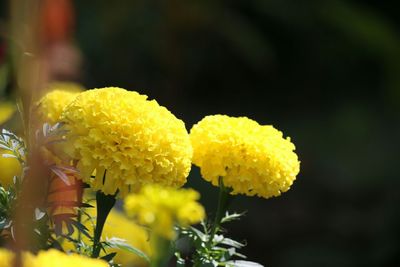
[124, 185, 205, 240]
[190, 115, 300, 198]
[0, 81, 300, 267]
[0, 249, 107, 267]
[61, 87, 192, 196]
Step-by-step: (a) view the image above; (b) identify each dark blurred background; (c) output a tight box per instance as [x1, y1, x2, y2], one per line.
[2, 0, 400, 266]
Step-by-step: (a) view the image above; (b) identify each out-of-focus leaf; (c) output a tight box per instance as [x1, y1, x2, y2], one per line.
[105, 237, 150, 262]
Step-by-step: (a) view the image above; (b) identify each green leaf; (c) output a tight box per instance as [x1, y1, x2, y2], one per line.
[220, 237, 245, 249]
[105, 237, 150, 263]
[189, 226, 207, 242]
[221, 212, 245, 224]
[70, 220, 92, 239]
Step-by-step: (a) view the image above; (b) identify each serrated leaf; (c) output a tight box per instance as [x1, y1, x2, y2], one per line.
[190, 226, 207, 241]
[70, 220, 92, 239]
[105, 237, 150, 262]
[221, 212, 245, 224]
[220, 237, 245, 249]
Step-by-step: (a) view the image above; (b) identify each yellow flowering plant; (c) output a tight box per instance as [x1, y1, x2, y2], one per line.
[0, 83, 300, 267]
[0, 4, 301, 264]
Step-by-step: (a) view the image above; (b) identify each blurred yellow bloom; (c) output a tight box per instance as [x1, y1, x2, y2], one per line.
[61, 87, 192, 196]
[0, 149, 21, 188]
[190, 115, 300, 199]
[35, 82, 83, 124]
[0, 248, 107, 267]
[0, 248, 13, 266]
[101, 209, 151, 267]
[62, 207, 151, 267]
[0, 102, 15, 125]
[124, 185, 205, 240]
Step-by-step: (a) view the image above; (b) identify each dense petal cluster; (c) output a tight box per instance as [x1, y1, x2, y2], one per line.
[0, 249, 107, 267]
[190, 115, 300, 199]
[0, 149, 22, 188]
[36, 82, 83, 124]
[61, 87, 192, 196]
[124, 185, 205, 239]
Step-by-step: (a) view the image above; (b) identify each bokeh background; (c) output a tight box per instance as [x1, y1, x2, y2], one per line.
[2, 0, 400, 266]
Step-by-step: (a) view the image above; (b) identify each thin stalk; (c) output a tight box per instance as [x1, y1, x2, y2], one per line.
[91, 190, 116, 258]
[209, 177, 232, 245]
[149, 235, 172, 267]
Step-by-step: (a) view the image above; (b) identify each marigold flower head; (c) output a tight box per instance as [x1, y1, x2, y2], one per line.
[190, 115, 300, 199]
[61, 87, 192, 196]
[0, 149, 22, 188]
[124, 185, 205, 240]
[36, 82, 84, 124]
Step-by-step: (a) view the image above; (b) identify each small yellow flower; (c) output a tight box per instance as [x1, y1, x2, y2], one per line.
[35, 82, 84, 124]
[0, 149, 22, 188]
[61, 87, 192, 196]
[190, 115, 300, 199]
[124, 185, 205, 240]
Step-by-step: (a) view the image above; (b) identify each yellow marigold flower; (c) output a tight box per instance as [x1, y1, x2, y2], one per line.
[0, 149, 22, 188]
[190, 115, 300, 199]
[103, 210, 151, 267]
[0, 249, 107, 267]
[61, 87, 192, 196]
[124, 185, 205, 240]
[36, 82, 83, 124]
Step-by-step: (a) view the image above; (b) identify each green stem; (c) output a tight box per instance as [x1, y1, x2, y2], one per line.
[91, 190, 116, 258]
[209, 177, 232, 245]
[150, 235, 172, 267]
